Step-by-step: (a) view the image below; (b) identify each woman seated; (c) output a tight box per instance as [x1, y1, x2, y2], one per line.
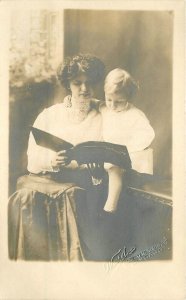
[8, 56, 155, 262]
[8, 54, 107, 261]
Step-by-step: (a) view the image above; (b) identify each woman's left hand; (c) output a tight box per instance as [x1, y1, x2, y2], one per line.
[51, 150, 71, 168]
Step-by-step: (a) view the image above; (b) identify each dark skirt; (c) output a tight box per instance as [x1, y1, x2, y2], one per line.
[9, 169, 168, 262]
[8, 170, 112, 261]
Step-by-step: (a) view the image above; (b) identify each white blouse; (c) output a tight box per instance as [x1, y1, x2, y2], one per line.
[27, 102, 102, 174]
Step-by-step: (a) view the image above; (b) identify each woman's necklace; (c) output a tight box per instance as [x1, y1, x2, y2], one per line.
[64, 95, 91, 124]
[64, 95, 90, 124]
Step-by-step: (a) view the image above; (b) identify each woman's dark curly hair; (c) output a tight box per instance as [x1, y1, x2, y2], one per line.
[57, 54, 105, 90]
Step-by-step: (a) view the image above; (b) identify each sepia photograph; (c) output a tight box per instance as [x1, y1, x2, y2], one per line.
[0, 1, 185, 299]
[8, 8, 173, 262]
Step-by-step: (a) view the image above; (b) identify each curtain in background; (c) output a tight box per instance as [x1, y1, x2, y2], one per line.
[9, 11, 64, 193]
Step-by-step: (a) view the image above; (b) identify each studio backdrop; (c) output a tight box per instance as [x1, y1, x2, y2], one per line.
[9, 10, 173, 193]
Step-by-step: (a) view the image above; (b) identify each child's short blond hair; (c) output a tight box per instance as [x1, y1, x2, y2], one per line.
[104, 68, 139, 101]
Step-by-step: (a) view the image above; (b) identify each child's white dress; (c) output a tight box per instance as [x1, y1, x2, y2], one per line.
[100, 103, 155, 174]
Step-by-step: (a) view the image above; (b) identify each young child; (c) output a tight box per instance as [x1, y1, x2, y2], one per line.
[101, 68, 155, 213]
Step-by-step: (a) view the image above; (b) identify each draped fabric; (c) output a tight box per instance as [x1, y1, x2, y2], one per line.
[8, 171, 171, 262]
[8, 175, 89, 261]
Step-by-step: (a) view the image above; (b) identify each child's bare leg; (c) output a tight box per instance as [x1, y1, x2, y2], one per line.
[104, 166, 124, 213]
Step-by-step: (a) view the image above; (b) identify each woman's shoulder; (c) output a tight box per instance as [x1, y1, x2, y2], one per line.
[34, 102, 66, 126]
[39, 102, 65, 117]
[44, 102, 65, 113]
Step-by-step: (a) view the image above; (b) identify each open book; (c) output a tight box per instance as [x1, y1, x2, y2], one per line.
[30, 126, 132, 170]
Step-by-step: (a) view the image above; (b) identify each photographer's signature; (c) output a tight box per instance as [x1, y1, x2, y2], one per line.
[111, 246, 136, 263]
[105, 236, 168, 273]
[105, 246, 136, 273]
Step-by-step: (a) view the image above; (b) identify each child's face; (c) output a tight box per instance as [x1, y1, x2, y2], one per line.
[105, 92, 128, 112]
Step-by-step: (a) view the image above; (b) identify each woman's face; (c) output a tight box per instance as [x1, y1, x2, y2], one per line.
[69, 72, 94, 102]
[105, 92, 128, 112]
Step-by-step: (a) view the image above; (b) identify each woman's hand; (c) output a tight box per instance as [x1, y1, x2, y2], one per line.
[51, 150, 71, 169]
